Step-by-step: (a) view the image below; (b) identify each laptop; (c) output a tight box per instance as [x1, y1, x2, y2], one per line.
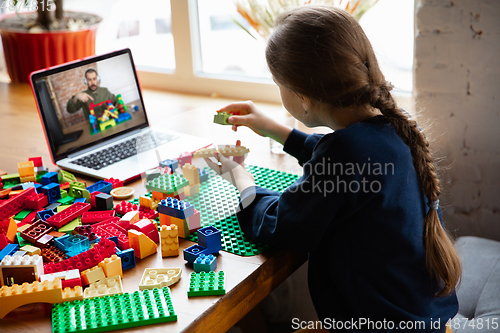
[30, 48, 212, 182]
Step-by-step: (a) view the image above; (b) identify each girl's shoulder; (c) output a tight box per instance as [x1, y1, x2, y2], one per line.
[314, 116, 406, 161]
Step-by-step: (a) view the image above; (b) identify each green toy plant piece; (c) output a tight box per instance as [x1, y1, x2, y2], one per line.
[52, 287, 177, 333]
[187, 271, 226, 297]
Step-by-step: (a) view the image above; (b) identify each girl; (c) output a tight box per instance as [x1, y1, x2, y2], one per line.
[204, 5, 460, 332]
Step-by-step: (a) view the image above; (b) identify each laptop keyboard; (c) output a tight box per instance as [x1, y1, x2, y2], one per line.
[70, 132, 176, 170]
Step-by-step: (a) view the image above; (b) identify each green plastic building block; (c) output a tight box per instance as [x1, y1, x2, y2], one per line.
[213, 112, 231, 125]
[58, 196, 75, 205]
[58, 169, 77, 183]
[14, 209, 32, 220]
[145, 173, 189, 194]
[187, 271, 225, 297]
[51, 287, 177, 333]
[58, 217, 81, 233]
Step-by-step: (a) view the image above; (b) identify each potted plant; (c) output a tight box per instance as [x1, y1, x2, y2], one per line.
[233, 0, 379, 39]
[0, 0, 102, 83]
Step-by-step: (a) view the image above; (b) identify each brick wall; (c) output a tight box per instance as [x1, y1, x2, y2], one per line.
[414, 0, 500, 240]
[48, 63, 97, 128]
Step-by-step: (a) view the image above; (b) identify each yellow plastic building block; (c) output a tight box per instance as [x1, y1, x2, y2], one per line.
[17, 161, 35, 178]
[20, 245, 41, 256]
[98, 254, 123, 278]
[139, 268, 181, 290]
[99, 118, 116, 131]
[128, 230, 157, 259]
[20, 175, 37, 183]
[160, 214, 189, 238]
[0, 278, 83, 318]
[182, 163, 200, 185]
[160, 225, 179, 257]
[84, 275, 123, 299]
[80, 266, 106, 286]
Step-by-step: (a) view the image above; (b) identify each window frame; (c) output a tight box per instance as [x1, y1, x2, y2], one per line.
[137, 0, 280, 103]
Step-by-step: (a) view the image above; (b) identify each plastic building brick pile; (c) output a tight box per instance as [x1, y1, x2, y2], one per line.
[52, 287, 177, 333]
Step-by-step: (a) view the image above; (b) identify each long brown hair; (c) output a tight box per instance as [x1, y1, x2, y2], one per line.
[266, 5, 461, 296]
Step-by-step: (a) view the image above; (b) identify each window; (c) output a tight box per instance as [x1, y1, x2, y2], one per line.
[64, 0, 175, 71]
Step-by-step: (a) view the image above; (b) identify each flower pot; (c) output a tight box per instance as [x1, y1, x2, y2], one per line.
[0, 12, 101, 83]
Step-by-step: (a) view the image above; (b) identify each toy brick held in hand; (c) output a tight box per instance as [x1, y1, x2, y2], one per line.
[192, 146, 250, 159]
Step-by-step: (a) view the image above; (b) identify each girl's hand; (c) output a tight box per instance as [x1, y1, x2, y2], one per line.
[217, 101, 293, 145]
[204, 151, 255, 193]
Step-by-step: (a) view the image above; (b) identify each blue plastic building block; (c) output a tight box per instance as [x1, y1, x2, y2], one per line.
[183, 244, 210, 263]
[34, 183, 42, 193]
[199, 168, 209, 183]
[86, 180, 113, 194]
[197, 226, 222, 249]
[41, 171, 58, 185]
[21, 182, 36, 190]
[55, 234, 89, 257]
[37, 209, 54, 221]
[116, 112, 132, 123]
[157, 198, 194, 219]
[159, 158, 178, 171]
[52, 287, 177, 332]
[108, 236, 119, 248]
[0, 244, 19, 261]
[193, 254, 217, 272]
[116, 247, 136, 269]
[73, 198, 86, 203]
[41, 183, 61, 204]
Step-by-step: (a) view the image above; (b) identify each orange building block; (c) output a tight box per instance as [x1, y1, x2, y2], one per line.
[152, 190, 168, 201]
[160, 224, 179, 257]
[0, 217, 17, 243]
[128, 230, 157, 259]
[98, 254, 123, 278]
[17, 161, 35, 178]
[0, 278, 83, 318]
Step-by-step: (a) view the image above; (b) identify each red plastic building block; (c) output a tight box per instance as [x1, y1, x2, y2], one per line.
[104, 178, 123, 189]
[177, 152, 192, 167]
[0, 234, 9, 250]
[129, 219, 160, 243]
[90, 191, 103, 208]
[0, 187, 35, 221]
[43, 238, 117, 274]
[114, 201, 158, 220]
[28, 157, 43, 167]
[22, 211, 38, 224]
[24, 193, 49, 211]
[60, 182, 70, 191]
[21, 220, 54, 243]
[46, 202, 91, 228]
[81, 211, 116, 224]
[93, 221, 129, 250]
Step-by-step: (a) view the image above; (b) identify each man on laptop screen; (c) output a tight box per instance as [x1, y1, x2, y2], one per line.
[30, 49, 211, 181]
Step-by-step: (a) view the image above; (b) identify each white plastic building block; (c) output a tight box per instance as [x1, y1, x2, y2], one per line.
[139, 268, 182, 290]
[84, 275, 123, 299]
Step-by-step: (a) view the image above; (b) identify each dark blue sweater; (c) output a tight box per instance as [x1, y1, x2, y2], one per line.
[238, 116, 458, 332]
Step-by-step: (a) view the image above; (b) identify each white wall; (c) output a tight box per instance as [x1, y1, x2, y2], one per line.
[414, 0, 500, 240]
[96, 53, 140, 103]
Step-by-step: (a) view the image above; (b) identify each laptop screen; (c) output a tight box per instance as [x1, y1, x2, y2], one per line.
[31, 49, 148, 162]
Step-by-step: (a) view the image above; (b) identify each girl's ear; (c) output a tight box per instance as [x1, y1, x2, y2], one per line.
[297, 93, 313, 112]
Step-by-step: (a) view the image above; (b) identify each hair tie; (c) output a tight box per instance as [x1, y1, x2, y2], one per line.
[427, 199, 440, 211]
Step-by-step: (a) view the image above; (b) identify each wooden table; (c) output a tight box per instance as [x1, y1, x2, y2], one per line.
[0, 82, 309, 332]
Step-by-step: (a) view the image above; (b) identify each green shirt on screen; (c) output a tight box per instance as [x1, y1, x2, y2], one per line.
[66, 87, 118, 119]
